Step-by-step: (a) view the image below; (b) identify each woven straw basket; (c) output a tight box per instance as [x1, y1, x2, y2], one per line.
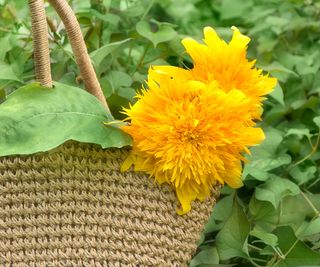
[0, 1, 219, 266]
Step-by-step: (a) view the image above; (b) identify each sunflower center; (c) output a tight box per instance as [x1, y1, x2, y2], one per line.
[183, 131, 198, 142]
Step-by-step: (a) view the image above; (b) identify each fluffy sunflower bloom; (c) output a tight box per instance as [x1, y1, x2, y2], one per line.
[121, 70, 264, 214]
[153, 26, 277, 119]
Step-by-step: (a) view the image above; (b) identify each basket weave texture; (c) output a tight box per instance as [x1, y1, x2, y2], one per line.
[0, 142, 217, 266]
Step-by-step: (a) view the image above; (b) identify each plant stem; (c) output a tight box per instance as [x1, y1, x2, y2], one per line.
[248, 257, 265, 267]
[132, 43, 150, 74]
[284, 238, 299, 257]
[290, 129, 320, 168]
[265, 254, 277, 267]
[248, 244, 263, 251]
[301, 191, 320, 217]
[307, 177, 320, 189]
[140, 0, 155, 21]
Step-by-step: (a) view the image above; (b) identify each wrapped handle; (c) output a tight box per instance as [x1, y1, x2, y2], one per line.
[28, 0, 52, 87]
[28, 0, 111, 113]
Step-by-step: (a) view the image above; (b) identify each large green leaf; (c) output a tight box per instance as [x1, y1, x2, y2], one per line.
[204, 195, 234, 234]
[274, 226, 320, 267]
[255, 176, 300, 208]
[216, 197, 250, 261]
[0, 82, 132, 156]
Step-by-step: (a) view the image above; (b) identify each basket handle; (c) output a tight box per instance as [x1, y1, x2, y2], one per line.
[28, 0, 111, 113]
[28, 0, 52, 87]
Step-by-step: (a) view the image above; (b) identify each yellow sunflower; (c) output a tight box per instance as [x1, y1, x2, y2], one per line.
[153, 26, 277, 119]
[121, 69, 264, 214]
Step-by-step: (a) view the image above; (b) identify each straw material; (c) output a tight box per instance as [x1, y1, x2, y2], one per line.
[28, 0, 52, 87]
[0, 142, 218, 266]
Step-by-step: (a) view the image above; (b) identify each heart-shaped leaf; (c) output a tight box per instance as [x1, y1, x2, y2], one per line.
[136, 21, 177, 47]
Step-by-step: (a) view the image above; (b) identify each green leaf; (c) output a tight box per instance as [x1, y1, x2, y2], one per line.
[90, 9, 120, 26]
[255, 128, 284, 156]
[249, 196, 276, 223]
[244, 156, 291, 181]
[211, 195, 234, 222]
[0, 89, 5, 103]
[0, 34, 11, 61]
[0, 82, 131, 156]
[274, 226, 320, 267]
[297, 218, 320, 238]
[204, 195, 234, 234]
[269, 83, 285, 106]
[101, 71, 134, 101]
[219, 0, 253, 20]
[313, 116, 320, 128]
[255, 177, 300, 208]
[250, 229, 278, 247]
[216, 197, 249, 261]
[0, 61, 21, 82]
[262, 62, 299, 78]
[257, 34, 278, 54]
[189, 247, 219, 266]
[124, 5, 144, 17]
[243, 129, 291, 181]
[289, 165, 317, 185]
[285, 128, 312, 140]
[90, 39, 131, 69]
[265, 16, 289, 34]
[136, 21, 177, 47]
[117, 87, 136, 101]
[280, 195, 316, 226]
[107, 71, 133, 92]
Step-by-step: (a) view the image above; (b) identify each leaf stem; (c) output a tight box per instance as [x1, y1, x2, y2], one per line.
[271, 246, 285, 260]
[248, 244, 263, 251]
[140, 0, 155, 21]
[248, 257, 265, 267]
[250, 257, 267, 263]
[132, 43, 150, 74]
[290, 129, 320, 168]
[307, 177, 320, 189]
[301, 191, 320, 217]
[265, 254, 277, 267]
[283, 238, 299, 257]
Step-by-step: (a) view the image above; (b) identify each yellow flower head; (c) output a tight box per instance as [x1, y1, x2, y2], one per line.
[121, 69, 264, 214]
[162, 26, 277, 119]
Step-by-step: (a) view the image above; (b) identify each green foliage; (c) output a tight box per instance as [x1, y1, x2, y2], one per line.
[0, 83, 131, 156]
[216, 197, 250, 261]
[0, 0, 320, 266]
